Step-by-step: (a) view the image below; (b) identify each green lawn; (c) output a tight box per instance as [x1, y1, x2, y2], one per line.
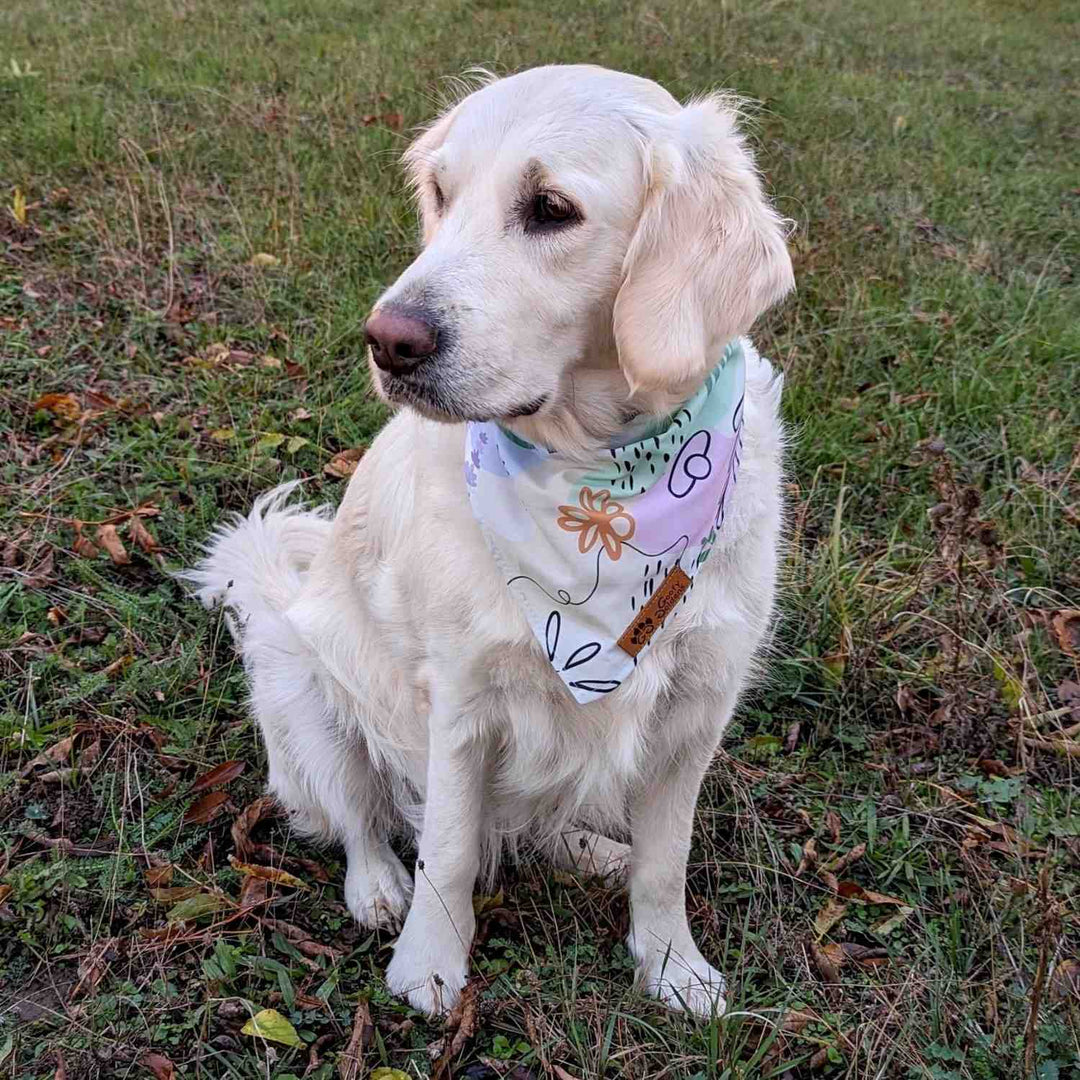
[2, 0, 1079, 1077]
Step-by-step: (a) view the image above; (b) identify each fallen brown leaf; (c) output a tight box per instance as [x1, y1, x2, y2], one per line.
[184, 790, 229, 825]
[140, 1052, 176, 1080]
[149, 886, 203, 903]
[814, 897, 848, 937]
[228, 854, 308, 890]
[69, 936, 123, 1001]
[144, 865, 174, 888]
[836, 881, 907, 905]
[338, 998, 374, 1080]
[72, 523, 100, 558]
[231, 795, 282, 858]
[324, 446, 366, 479]
[100, 654, 134, 678]
[824, 810, 842, 845]
[809, 940, 842, 984]
[95, 523, 130, 565]
[22, 547, 55, 588]
[796, 837, 818, 877]
[21, 734, 77, 777]
[190, 759, 246, 794]
[976, 758, 1018, 778]
[238, 873, 269, 911]
[825, 842, 866, 875]
[432, 978, 481, 1078]
[34, 392, 81, 422]
[870, 906, 915, 934]
[127, 514, 160, 553]
[1052, 610, 1080, 658]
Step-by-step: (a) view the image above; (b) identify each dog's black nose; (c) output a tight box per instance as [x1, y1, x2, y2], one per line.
[365, 305, 439, 375]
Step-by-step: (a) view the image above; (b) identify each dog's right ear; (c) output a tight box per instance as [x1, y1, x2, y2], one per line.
[613, 96, 794, 396]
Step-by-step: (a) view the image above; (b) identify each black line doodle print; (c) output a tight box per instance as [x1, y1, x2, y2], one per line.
[667, 429, 713, 499]
[545, 609, 603, 674]
[568, 679, 621, 694]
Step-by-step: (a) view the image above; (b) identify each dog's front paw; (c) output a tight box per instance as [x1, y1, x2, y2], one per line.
[385, 907, 473, 1016]
[630, 933, 727, 1017]
[344, 848, 413, 931]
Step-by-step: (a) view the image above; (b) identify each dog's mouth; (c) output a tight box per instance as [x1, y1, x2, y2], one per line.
[376, 368, 548, 424]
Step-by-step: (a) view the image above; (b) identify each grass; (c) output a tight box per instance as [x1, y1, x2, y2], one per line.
[1, 0, 1079, 1076]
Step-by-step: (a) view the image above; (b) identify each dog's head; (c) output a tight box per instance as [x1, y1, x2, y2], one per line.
[366, 65, 793, 449]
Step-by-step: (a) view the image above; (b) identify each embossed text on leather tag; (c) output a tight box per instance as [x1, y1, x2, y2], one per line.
[616, 566, 691, 658]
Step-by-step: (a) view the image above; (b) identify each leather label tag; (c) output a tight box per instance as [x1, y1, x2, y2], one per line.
[617, 566, 691, 658]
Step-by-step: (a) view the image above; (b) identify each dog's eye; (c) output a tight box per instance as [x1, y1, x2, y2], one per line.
[431, 181, 445, 215]
[525, 191, 580, 233]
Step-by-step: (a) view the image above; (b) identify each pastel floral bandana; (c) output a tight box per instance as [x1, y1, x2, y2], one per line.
[466, 339, 747, 703]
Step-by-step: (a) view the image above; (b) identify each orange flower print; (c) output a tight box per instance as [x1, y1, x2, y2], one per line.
[557, 487, 636, 561]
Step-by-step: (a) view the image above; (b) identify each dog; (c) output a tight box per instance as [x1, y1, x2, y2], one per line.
[186, 64, 793, 1018]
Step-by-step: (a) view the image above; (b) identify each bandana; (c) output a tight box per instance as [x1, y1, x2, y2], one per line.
[465, 339, 746, 703]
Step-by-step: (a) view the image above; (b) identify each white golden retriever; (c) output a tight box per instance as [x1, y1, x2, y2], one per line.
[187, 64, 793, 1017]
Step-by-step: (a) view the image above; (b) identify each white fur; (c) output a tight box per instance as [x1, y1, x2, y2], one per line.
[184, 64, 793, 1017]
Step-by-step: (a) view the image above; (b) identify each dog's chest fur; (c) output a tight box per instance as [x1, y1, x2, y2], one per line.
[288, 361, 782, 849]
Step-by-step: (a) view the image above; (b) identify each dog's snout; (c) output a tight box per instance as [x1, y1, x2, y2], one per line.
[365, 304, 439, 375]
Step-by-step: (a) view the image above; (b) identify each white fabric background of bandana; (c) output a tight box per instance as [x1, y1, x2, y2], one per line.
[465, 339, 747, 703]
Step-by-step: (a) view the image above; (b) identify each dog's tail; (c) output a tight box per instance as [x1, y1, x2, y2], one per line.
[179, 481, 333, 639]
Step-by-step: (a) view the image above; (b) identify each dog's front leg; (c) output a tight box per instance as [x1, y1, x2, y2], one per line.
[628, 700, 731, 1017]
[385, 694, 483, 1015]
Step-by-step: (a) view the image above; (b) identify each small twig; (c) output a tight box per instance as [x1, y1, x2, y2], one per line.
[17, 505, 160, 527]
[304, 1033, 335, 1078]
[1022, 736, 1080, 758]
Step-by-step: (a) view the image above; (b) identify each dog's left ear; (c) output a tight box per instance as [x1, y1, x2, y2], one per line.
[614, 96, 794, 394]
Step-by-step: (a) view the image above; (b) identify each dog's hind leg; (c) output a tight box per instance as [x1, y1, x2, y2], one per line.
[248, 633, 413, 931]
